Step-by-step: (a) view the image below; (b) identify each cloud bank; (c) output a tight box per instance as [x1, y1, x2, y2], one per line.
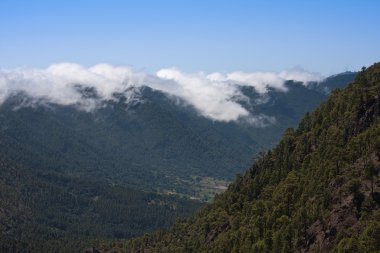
[0, 63, 324, 123]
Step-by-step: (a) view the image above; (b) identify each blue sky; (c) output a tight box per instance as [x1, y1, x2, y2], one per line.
[0, 0, 379, 75]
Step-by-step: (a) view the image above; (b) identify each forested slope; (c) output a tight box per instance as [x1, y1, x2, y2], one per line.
[96, 64, 380, 252]
[0, 73, 355, 199]
[0, 155, 201, 253]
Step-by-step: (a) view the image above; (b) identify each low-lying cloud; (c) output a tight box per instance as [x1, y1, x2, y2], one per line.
[0, 63, 324, 123]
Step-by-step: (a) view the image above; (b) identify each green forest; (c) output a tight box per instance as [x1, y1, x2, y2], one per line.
[0, 1, 378, 252]
[0, 155, 201, 252]
[93, 64, 380, 252]
[0, 73, 355, 200]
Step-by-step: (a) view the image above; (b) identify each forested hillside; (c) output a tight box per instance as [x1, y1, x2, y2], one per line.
[96, 64, 380, 252]
[0, 71, 357, 253]
[0, 155, 201, 253]
[0, 73, 355, 200]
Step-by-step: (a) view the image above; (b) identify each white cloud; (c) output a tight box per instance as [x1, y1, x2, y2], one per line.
[207, 69, 324, 93]
[156, 68, 249, 121]
[279, 69, 324, 83]
[225, 72, 286, 93]
[0, 63, 324, 123]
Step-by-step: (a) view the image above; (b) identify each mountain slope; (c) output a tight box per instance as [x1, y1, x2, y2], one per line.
[0, 73, 355, 199]
[0, 154, 202, 253]
[98, 64, 380, 252]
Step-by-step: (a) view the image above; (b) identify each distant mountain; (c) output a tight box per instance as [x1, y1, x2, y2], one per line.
[0, 72, 356, 200]
[104, 64, 380, 252]
[0, 71, 358, 252]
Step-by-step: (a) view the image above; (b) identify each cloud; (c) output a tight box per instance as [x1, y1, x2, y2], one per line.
[279, 68, 324, 83]
[219, 72, 286, 93]
[207, 69, 324, 93]
[156, 68, 249, 121]
[0, 63, 324, 123]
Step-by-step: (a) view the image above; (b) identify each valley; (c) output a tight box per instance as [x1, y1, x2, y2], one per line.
[0, 70, 359, 252]
[1, 1, 378, 252]
[0, 72, 355, 200]
[94, 63, 380, 253]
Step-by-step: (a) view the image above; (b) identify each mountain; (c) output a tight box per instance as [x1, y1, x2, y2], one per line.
[95, 64, 380, 252]
[0, 72, 355, 200]
[0, 70, 357, 252]
[0, 154, 202, 253]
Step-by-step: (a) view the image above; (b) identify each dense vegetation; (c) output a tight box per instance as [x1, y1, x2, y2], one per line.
[0, 71, 356, 252]
[94, 64, 380, 252]
[0, 155, 201, 253]
[0, 73, 355, 199]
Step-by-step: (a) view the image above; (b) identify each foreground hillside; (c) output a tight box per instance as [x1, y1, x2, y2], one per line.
[0, 155, 201, 253]
[95, 64, 380, 252]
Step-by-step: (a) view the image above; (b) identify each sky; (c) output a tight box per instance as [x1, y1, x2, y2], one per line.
[0, 0, 379, 75]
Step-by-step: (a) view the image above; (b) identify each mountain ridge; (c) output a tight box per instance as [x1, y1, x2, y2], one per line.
[0, 72, 356, 200]
[94, 64, 380, 252]
[0, 70, 361, 253]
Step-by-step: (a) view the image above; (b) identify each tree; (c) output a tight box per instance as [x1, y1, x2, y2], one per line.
[364, 159, 378, 197]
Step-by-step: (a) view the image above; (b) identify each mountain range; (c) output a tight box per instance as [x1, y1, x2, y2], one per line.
[0, 72, 355, 199]
[0, 70, 359, 252]
[94, 64, 380, 252]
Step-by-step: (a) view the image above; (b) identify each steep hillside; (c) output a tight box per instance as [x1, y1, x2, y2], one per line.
[0, 73, 355, 199]
[96, 64, 380, 252]
[0, 155, 201, 253]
